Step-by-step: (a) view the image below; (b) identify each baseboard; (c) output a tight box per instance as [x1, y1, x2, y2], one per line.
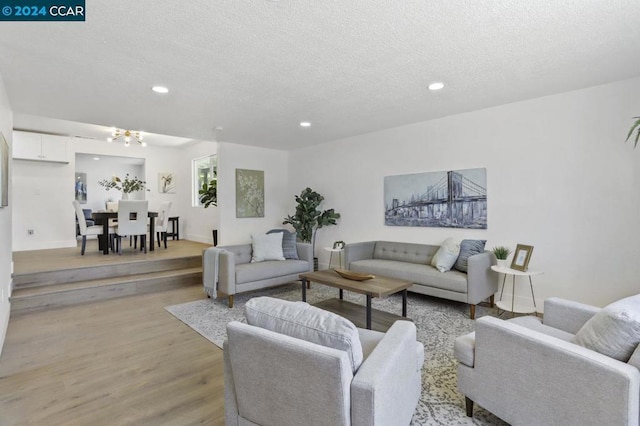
[0, 300, 10, 357]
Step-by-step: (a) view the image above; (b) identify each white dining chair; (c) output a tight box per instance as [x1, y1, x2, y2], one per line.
[114, 200, 148, 254]
[153, 201, 172, 249]
[73, 200, 114, 255]
[105, 201, 119, 227]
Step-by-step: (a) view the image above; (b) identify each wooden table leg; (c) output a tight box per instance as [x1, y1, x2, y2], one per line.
[301, 278, 307, 302]
[402, 289, 407, 317]
[101, 220, 109, 255]
[366, 294, 372, 329]
[149, 216, 155, 252]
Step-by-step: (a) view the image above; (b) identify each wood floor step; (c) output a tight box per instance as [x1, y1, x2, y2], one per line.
[10, 267, 203, 314]
[12, 256, 202, 289]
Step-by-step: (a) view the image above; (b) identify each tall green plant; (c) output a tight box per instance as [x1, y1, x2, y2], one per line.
[626, 116, 640, 148]
[199, 176, 217, 208]
[283, 187, 340, 256]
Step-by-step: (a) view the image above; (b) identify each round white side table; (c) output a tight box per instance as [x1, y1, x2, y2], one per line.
[491, 265, 543, 316]
[324, 247, 344, 269]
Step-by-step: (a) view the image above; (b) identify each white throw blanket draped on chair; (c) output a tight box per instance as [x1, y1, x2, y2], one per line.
[203, 247, 226, 298]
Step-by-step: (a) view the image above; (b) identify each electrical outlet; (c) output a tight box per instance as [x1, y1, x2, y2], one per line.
[27, 229, 34, 235]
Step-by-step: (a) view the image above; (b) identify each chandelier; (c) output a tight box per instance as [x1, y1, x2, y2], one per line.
[107, 129, 147, 147]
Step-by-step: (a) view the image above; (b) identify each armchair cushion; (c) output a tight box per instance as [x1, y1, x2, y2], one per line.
[245, 297, 364, 372]
[250, 232, 285, 262]
[573, 294, 640, 362]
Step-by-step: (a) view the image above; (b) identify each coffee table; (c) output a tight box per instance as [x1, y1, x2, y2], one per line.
[299, 269, 412, 331]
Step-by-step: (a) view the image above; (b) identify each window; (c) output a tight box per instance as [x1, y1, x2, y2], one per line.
[193, 154, 217, 207]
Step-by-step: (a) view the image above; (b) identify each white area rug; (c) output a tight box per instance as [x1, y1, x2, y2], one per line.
[165, 283, 508, 426]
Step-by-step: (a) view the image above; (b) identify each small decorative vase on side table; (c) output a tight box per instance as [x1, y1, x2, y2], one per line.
[497, 259, 510, 268]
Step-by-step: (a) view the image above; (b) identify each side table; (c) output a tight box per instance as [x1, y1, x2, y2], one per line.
[324, 247, 344, 269]
[490, 265, 543, 316]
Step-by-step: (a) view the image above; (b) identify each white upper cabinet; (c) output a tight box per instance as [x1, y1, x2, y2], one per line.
[13, 131, 69, 163]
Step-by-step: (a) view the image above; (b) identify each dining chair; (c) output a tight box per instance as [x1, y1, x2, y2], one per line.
[105, 201, 119, 227]
[73, 200, 114, 255]
[153, 201, 172, 249]
[114, 200, 149, 254]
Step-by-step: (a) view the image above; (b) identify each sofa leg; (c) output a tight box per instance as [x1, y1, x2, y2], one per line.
[470, 304, 476, 320]
[465, 397, 474, 417]
[490, 294, 495, 307]
[228, 295, 234, 308]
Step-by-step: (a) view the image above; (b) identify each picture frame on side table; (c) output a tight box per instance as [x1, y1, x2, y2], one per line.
[510, 244, 534, 271]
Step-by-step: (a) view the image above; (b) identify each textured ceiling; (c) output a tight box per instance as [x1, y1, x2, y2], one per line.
[0, 0, 639, 150]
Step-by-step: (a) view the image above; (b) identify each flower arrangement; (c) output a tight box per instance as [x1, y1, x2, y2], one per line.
[98, 174, 147, 193]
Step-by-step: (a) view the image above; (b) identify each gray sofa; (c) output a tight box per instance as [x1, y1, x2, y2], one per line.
[216, 242, 313, 307]
[345, 241, 497, 319]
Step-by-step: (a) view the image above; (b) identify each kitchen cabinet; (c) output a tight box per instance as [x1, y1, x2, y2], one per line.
[13, 131, 69, 163]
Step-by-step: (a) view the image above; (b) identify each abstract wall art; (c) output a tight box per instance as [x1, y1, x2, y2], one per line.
[236, 169, 264, 218]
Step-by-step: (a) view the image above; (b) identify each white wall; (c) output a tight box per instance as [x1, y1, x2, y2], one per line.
[181, 141, 219, 244]
[75, 154, 145, 211]
[289, 77, 640, 308]
[217, 143, 289, 245]
[12, 136, 216, 251]
[0, 74, 13, 354]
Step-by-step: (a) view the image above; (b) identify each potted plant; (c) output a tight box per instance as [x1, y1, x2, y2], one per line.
[283, 187, 341, 270]
[492, 246, 511, 268]
[198, 174, 218, 245]
[98, 174, 148, 199]
[626, 116, 640, 148]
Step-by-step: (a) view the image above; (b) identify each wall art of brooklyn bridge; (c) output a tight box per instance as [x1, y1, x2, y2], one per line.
[384, 168, 487, 229]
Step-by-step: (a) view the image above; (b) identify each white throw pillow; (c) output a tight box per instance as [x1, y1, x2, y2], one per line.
[572, 294, 640, 362]
[430, 237, 461, 272]
[251, 232, 285, 262]
[245, 297, 364, 372]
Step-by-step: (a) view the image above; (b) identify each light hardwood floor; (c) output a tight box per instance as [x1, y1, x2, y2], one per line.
[0, 285, 225, 425]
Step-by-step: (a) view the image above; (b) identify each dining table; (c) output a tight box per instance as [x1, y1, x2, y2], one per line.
[92, 211, 159, 255]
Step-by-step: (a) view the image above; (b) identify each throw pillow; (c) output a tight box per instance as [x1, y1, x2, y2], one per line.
[430, 238, 461, 273]
[245, 296, 364, 372]
[266, 228, 299, 260]
[250, 232, 285, 262]
[572, 294, 640, 362]
[454, 239, 487, 272]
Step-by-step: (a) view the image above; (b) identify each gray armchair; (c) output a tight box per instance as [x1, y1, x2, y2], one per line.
[455, 297, 640, 425]
[224, 297, 424, 426]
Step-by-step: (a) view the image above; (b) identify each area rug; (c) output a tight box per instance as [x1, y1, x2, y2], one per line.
[165, 283, 508, 426]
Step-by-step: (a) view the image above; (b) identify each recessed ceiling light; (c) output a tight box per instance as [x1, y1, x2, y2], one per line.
[152, 86, 169, 94]
[428, 82, 445, 91]
[93, 157, 100, 160]
[300, 122, 311, 127]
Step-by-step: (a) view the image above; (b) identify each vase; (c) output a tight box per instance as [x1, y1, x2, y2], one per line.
[497, 259, 510, 268]
[121, 192, 129, 200]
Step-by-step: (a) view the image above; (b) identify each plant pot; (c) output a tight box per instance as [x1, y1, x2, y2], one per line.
[497, 259, 510, 268]
[121, 192, 129, 200]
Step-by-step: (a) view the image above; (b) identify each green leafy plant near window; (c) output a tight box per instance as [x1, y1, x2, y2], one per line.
[98, 174, 147, 193]
[626, 116, 640, 148]
[283, 187, 341, 258]
[198, 174, 217, 207]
